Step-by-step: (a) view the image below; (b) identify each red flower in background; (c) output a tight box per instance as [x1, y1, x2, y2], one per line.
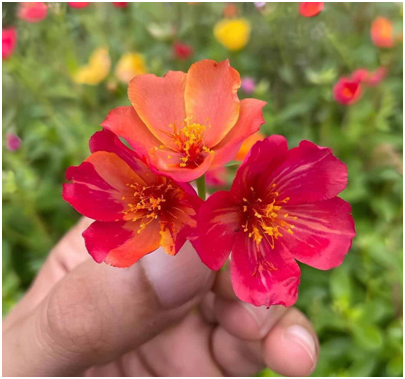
[68, 2, 90, 8]
[333, 77, 362, 105]
[18, 2, 47, 23]
[112, 2, 128, 8]
[192, 136, 355, 307]
[223, 3, 239, 18]
[102, 59, 266, 182]
[63, 129, 202, 267]
[2, 28, 17, 60]
[299, 2, 324, 17]
[352, 67, 387, 87]
[371, 17, 394, 48]
[173, 42, 194, 61]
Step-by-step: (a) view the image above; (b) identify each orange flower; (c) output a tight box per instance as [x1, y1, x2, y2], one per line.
[101, 59, 266, 182]
[235, 131, 265, 161]
[371, 17, 394, 48]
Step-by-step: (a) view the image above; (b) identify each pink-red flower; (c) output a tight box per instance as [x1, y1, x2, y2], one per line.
[101, 59, 266, 182]
[2, 28, 17, 60]
[68, 2, 90, 9]
[192, 136, 355, 307]
[63, 129, 202, 267]
[206, 166, 228, 188]
[112, 2, 128, 8]
[5, 132, 21, 151]
[333, 77, 362, 105]
[173, 42, 194, 61]
[299, 2, 324, 18]
[371, 17, 394, 48]
[18, 2, 47, 23]
[352, 67, 387, 87]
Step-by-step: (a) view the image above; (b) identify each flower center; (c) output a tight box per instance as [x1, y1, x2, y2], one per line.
[122, 182, 176, 233]
[160, 119, 214, 168]
[241, 184, 297, 248]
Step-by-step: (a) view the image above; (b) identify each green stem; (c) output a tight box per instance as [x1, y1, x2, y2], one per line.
[196, 175, 206, 200]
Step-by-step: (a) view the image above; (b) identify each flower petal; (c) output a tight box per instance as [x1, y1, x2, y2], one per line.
[192, 191, 242, 271]
[89, 129, 155, 186]
[230, 135, 288, 202]
[150, 148, 215, 182]
[231, 232, 301, 307]
[83, 219, 161, 267]
[210, 98, 266, 169]
[101, 106, 160, 161]
[128, 71, 187, 145]
[281, 197, 356, 270]
[261, 140, 348, 205]
[184, 59, 241, 147]
[63, 161, 125, 221]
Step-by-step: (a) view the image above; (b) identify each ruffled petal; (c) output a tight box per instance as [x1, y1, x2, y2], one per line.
[89, 129, 155, 186]
[128, 71, 187, 145]
[261, 140, 348, 205]
[150, 148, 215, 182]
[63, 151, 138, 221]
[210, 98, 266, 169]
[231, 232, 301, 307]
[184, 59, 241, 147]
[101, 106, 160, 161]
[192, 191, 242, 271]
[83, 219, 161, 267]
[230, 135, 288, 202]
[281, 197, 356, 270]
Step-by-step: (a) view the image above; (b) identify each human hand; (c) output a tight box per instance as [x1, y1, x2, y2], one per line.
[3, 218, 319, 377]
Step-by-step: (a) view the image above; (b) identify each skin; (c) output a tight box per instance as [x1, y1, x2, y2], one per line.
[3, 218, 319, 377]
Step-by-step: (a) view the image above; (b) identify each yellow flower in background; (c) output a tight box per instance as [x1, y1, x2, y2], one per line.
[73, 48, 111, 85]
[214, 18, 251, 51]
[115, 52, 147, 83]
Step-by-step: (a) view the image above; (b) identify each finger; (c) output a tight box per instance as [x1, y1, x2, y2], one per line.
[2, 242, 214, 377]
[212, 260, 237, 300]
[3, 217, 92, 330]
[199, 291, 217, 324]
[263, 307, 319, 376]
[212, 307, 319, 377]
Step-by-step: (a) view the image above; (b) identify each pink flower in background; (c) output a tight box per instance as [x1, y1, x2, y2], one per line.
[254, 2, 266, 9]
[173, 42, 194, 61]
[6, 133, 21, 151]
[18, 2, 48, 23]
[241, 77, 256, 94]
[2, 28, 17, 60]
[352, 67, 387, 87]
[192, 136, 355, 307]
[112, 2, 128, 8]
[333, 77, 362, 105]
[68, 2, 91, 9]
[206, 166, 228, 188]
[299, 2, 324, 17]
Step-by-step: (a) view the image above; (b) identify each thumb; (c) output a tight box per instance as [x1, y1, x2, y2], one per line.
[2, 243, 214, 377]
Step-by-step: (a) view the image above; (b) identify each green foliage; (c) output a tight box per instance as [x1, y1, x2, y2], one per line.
[2, 2, 403, 377]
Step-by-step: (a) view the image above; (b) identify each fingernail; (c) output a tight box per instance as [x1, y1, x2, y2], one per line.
[284, 325, 316, 365]
[141, 241, 213, 309]
[241, 303, 286, 337]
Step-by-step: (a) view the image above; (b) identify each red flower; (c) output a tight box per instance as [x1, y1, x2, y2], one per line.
[2, 28, 17, 60]
[371, 17, 394, 48]
[173, 42, 194, 61]
[63, 129, 202, 267]
[112, 2, 128, 8]
[68, 2, 90, 8]
[352, 67, 387, 87]
[17, 2, 47, 23]
[192, 136, 355, 307]
[333, 77, 362, 105]
[101, 59, 266, 182]
[299, 2, 324, 17]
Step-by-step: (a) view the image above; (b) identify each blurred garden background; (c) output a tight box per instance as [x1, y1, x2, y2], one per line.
[2, 2, 403, 377]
